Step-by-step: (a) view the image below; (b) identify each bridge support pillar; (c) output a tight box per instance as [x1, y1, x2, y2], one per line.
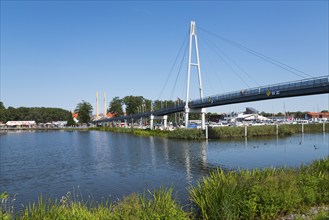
[186, 108, 206, 130]
[150, 115, 168, 130]
[184, 108, 190, 128]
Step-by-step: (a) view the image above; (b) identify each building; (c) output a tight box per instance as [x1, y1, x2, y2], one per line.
[6, 121, 36, 128]
[305, 112, 329, 121]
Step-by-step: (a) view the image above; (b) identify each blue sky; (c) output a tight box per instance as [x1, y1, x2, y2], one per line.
[1, 1, 328, 114]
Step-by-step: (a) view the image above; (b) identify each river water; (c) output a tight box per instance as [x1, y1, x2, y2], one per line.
[0, 130, 328, 210]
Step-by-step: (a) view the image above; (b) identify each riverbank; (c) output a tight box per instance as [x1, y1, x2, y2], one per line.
[0, 127, 89, 131]
[1, 157, 328, 219]
[90, 123, 327, 140]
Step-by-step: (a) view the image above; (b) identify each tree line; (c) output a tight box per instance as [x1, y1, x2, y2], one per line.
[0, 101, 93, 125]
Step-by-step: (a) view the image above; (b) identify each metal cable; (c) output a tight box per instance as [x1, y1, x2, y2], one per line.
[199, 27, 314, 78]
[157, 31, 189, 100]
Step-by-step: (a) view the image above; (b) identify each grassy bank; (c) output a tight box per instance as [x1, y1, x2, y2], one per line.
[91, 123, 326, 140]
[209, 123, 327, 139]
[2, 157, 328, 219]
[0, 188, 187, 220]
[90, 126, 205, 140]
[190, 156, 329, 219]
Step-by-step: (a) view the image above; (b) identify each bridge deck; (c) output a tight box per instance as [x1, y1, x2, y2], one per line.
[93, 76, 329, 123]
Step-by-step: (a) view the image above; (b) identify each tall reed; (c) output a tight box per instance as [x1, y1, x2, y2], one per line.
[189, 157, 329, 220]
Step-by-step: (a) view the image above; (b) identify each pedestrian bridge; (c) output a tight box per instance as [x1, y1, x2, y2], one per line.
[92, 21, 329, 129]
[93, 75, 329, 125]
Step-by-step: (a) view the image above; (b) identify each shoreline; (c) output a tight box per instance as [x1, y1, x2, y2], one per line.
[90, 123, 327, 140]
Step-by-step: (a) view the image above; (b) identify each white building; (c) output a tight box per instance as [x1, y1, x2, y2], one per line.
[6, 121, 36, 128]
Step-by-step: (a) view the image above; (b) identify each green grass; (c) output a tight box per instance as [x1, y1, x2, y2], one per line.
[91, 123, 326, 140]
[209, 123, 326, 139]
[189, 157, 329, 220]
[1, 187, 187, 220]
[90, 127, 205, 140]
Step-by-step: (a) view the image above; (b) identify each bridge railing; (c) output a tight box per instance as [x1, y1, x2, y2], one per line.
[189, 76, 329, 106]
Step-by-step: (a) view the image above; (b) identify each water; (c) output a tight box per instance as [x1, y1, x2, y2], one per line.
[0, 130, 328, 210]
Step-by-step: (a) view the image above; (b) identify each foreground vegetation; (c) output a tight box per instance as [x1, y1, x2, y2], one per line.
[91, 123, 326, 140]
[190, 157, 329, 219]
[1, 157, 328, 219]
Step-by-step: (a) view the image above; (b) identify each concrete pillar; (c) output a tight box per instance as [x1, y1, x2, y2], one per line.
[185, 107, 189, 128]
[201, 112, 206, 130]
[205, 125, 208, 139]
[163, 115, 168, 128]
[150, 115, 154, 130]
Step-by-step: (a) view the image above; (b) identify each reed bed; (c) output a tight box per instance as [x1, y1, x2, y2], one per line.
[1, 187, 187, 220]
[189, 157, 329, 220]
[91, 123, 326, 140]
[209, 123, 325, 139]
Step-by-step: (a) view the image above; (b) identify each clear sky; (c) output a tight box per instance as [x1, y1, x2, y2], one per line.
[1, 1, 328, 114]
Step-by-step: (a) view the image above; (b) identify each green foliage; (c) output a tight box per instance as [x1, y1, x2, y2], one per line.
[209, 124, 325, 139]
[0, 101, 5, 110]
[108, 96, 124, 116]
[123, 96, 145, 115]
[66, 112, 76, 126]
[189, 157, 329, 220]
[168, 128, 205, 140]
[75, 101, 93, 124]
[3, 187, 187, 220]
[0, 106, 71, 123]
[91, 127, 206, 140]
[0, 192, 15, 220]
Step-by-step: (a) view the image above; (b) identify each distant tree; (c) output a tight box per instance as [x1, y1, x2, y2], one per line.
[0, 102, 5, 110]
[321, 110, 328, 113]
[75, 101, 93, 124]
[294, 111, 305, 119]
[123, 96, 144, 115]
[277, 112, 284, 117]
[66, 112, 76, 126]
[108, 97, 123, 116]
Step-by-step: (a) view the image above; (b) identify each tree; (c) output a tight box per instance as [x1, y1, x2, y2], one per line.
[75, 101, 93, 124]
[123, 96, 144, 115]
[108, 97, 123, 116]
[66, 112, 76, 126]
[321, 110, 328, 113]
[0, 102, 5, 110]
[277, 112, 284, 117]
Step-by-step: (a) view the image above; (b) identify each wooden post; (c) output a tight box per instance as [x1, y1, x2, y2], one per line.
[276, 124, 279, 135]
[302, 123, 304, 133]
[244, 125, 248, 137]
[205, 125, 208, 139]
[323, 122, 325, 132]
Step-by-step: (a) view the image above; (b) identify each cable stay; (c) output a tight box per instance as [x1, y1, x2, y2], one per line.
[201, 36, 250, 88]
[170, 41, 189, 101]
[198, 48, 224, 97]
[157, 31, 189, 101]
[201, 36, 261, 87]
[199, 26, 314, 79]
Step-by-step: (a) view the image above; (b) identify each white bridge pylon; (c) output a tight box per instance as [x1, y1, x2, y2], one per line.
[185, 21, 206, 129]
